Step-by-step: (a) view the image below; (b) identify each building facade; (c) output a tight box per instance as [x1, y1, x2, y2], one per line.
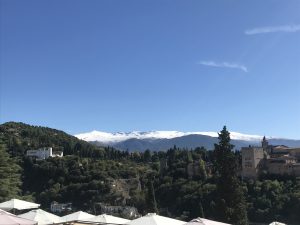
[50, 201, 72, 213]
[241, 146, 265, 179]
[26, 147, 63, 160]
[241, 137, 300, 178]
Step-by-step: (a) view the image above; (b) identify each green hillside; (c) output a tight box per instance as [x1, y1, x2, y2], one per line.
[0, 122, 300, 224]
[0, 122, 153, 217]
[0, 121, 108, 157]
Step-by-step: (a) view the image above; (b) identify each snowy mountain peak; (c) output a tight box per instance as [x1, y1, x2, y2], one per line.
[75, 130, 265, 144]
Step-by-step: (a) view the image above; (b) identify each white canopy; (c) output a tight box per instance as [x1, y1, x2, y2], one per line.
[19, 209, 62, 225]
[61, 211, 95, 222]
[90, 214, 130, 224]
[0, 199, 40, 211]
[0, 209, 37, 225]
[126, 213, 185, 225]
[269, 222, 286, 225]
[185, 218, 231, 225]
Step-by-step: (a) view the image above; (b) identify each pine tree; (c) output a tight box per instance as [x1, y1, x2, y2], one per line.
[0, 141, 22, 202]
[213, 126, 248, 225]
[199, 201, 205, 218]
[199, 158, 207, 180]
[146, 180, 158, 213]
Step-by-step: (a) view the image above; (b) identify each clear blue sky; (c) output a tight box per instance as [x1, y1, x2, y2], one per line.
[1, 0, 300, 139]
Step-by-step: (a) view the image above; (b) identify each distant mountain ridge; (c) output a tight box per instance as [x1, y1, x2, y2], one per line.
[75, 130, 266, 142]
[76, 130, 300, 152]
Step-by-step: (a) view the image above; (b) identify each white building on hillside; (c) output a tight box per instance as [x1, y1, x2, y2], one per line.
[26, 147, 63, 160]
[50, 201, 72, 213]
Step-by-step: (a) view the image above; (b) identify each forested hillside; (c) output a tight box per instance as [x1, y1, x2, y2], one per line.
[0, 122, 110, 158]
[0, 122, 300, 224]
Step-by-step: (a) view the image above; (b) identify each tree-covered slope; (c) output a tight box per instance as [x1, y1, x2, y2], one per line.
[0, 122, 107, 157]
[0, 122, 300, 224]
[0, 143, 22, 202]
[0, 122, 154, 216]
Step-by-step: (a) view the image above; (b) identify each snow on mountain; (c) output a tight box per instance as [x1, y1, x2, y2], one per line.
[75, 130, 265, 143]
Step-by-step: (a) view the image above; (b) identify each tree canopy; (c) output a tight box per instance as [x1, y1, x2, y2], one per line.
[0, 122, 300, 224]
[0, 141, 22, 201]
[214, 126, 248, 225]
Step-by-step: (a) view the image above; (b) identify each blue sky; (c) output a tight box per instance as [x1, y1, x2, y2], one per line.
[1, 0, 300, 139]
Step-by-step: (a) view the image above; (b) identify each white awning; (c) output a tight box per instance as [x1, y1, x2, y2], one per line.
[19, 209, 62, 225]
[184, 218, 231, 225]
[61, 211, 95, 222]
[0, 199, 40, 211]
[90, 214, 130, 224]
[126, 213, 185, 225]
[0, 209, 37, 225]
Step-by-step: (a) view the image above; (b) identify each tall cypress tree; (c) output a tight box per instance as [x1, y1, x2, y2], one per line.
[146, 180, 158, 213]
[0, 141, 22, 202]
[213, 126, 248, 225]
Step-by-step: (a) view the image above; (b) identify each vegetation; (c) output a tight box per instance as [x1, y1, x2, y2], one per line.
[0, 122, 109, 158]
[0, 141, 22, 202]
[0, 122, 300, 224]
[213, 126, 248, 225]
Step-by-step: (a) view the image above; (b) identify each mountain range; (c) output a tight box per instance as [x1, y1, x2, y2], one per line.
[75, 130, 300, 151]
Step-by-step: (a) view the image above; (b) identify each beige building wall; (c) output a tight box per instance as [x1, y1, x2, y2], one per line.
[289, 148, 300, 159]
[266, 156, 299, 176]
[241, 147, 264, 179]
[267, 162, 293, 175]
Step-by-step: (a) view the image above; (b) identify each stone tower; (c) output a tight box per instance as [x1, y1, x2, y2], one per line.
[262, 136, 268, 150]
[241, 146, 264, 179]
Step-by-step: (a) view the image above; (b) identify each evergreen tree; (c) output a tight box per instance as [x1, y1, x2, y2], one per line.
[146, 180, 158, 213]
[213, 126, 248, 225]
[0, 142, 22, 201]
[143, 150, 152, 162]
[199, 158, 207, 180]
[199, 201, 205, 218]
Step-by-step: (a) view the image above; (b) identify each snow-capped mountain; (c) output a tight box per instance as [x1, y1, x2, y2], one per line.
[75, 130, 300, 152]
[75, 130, 264, 143]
